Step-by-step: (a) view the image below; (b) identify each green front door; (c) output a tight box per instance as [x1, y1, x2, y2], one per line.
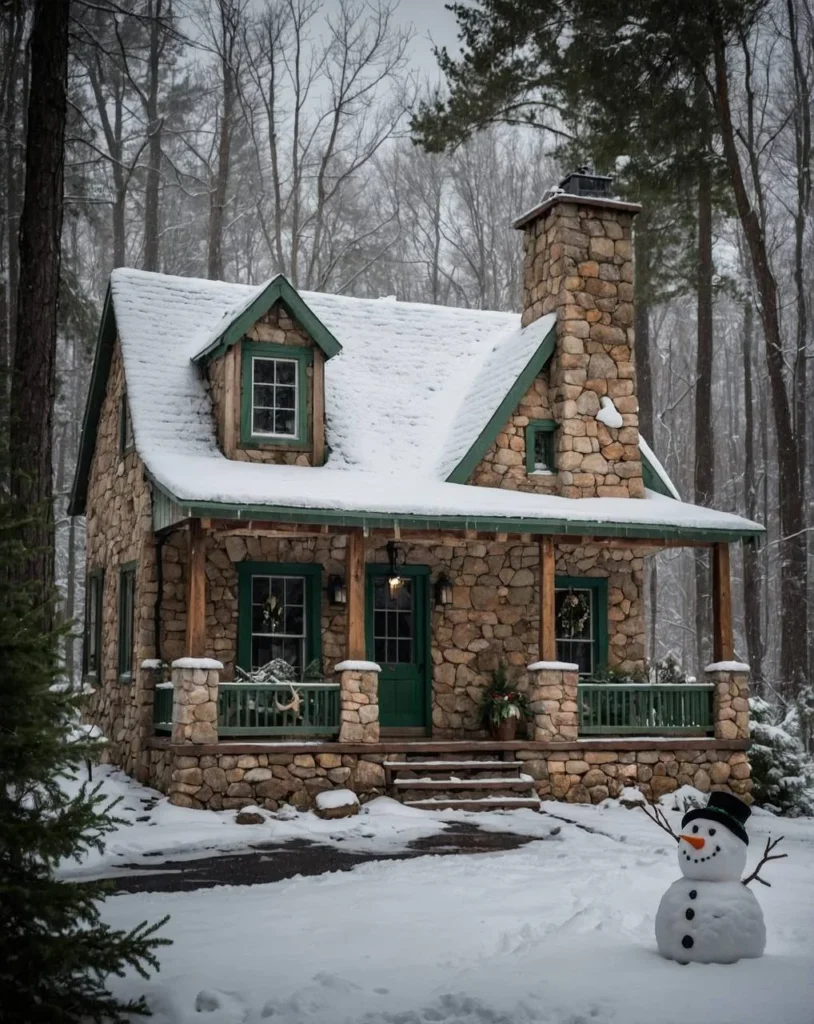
[366, 566, 429, 730]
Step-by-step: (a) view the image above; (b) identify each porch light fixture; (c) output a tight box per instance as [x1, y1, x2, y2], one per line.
[327, 575, 347, 605]
[386, 541, 406, 599]
[434, 573, 453, 607]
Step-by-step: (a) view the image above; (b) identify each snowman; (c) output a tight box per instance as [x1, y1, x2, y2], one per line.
[655, 792, 775, 964]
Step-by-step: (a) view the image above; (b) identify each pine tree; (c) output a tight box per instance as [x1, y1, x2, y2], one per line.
[0, 438, 170, 1020]
[749, 698, 814, 817]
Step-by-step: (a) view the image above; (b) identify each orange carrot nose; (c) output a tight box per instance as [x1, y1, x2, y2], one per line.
[680, 834, 706, 850]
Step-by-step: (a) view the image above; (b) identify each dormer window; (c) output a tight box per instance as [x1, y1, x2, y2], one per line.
[526, 420, 556, 474]
[240, 341, 311, 447]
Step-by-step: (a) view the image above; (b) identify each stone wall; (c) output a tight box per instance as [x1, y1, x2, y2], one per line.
[146, 740, 750, 811]
[470, 373, 558, 495]
[84, 341, 158, 779]
[156, 532, 644, 736]
[520, 198, 643, 498]
[206, 300, 319, 466]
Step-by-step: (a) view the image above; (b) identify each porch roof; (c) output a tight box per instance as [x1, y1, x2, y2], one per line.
[150, 455, 762, 542]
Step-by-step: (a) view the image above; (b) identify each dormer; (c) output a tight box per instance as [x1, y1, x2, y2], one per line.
[192, 275, 341, 466]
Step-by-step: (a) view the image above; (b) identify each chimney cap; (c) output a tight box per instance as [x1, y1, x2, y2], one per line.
[558, 166, 615, 199]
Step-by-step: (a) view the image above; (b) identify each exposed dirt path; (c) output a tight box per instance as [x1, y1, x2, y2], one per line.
[109, 823, 542, 894]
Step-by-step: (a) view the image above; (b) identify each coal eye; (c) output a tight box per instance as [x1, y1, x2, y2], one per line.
[709, 828, 716, 836]
[692, 825, 699, 834]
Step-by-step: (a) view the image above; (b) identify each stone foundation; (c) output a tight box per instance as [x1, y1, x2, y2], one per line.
[150, 739, 751, 811]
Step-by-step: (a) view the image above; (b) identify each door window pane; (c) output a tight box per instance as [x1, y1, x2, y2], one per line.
[555, 588, 595, 676]
[372, 578, 414, 664]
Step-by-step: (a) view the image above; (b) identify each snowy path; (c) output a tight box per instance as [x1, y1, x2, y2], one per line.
[95, 783, 814, 1024]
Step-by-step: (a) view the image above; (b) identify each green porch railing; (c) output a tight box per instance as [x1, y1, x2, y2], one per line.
[218, 682, 341, 737]
[577, 683, 715, 736]
[153, 683, 173, 734]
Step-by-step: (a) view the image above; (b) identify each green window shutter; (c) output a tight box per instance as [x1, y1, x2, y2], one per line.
[118, 563, 137, 682]
[525, 419, 557, 474]
[239, 341, 312, 449]
[553, 575, 608, 676]
[84, 568, 104, 680]
[236, 562, 322, 674]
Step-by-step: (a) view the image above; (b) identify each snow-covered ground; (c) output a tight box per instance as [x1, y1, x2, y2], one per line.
[77, 769, 814, 1024]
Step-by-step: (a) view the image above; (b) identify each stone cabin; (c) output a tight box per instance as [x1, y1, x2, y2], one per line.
[70, 170, 762, 813]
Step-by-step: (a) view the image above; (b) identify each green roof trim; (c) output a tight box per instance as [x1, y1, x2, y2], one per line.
[193, 274, 342, 364]
[640, 445, 677, 499]
[446, 324, 557, 484]
[69, 284, 117, 517]
[147, 479, 762, 544]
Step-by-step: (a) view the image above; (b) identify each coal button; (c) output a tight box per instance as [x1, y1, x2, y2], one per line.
[689, 890, 697, 899]
[682, 935, 694, 949]
[685, 909, 695, 920]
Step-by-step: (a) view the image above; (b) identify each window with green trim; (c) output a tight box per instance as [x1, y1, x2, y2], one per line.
[118, 563, 136, 681]
[526, 420, 556, 474]
[83, 568, 104, 679]
[240, 341, 311, 447]
[237, 562, 322, 673]
[554, 576, 608, 676]
[119, 391, 134, 455]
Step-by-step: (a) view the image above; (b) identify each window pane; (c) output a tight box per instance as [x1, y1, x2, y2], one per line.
[254, 359, 276, 384]
[556, 590, 592, 640]
[397, 639, 412, 663]
[285, 606, 304, 635]
[533, 429, 552, 470]
[286, 578, 304, 605]
[558, 640, 593, 676]
[275, 360, 296, 385]
[275, 385, 296, 410]
[275, 410, 296, 435]
[253, 406, 276, 434]
[249, 575, 308, 672]
[374, 638, 387, 663]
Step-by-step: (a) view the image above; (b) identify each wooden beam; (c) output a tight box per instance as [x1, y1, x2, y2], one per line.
[539, 535, 556, 662]
[185, 519, 207, 657]
[312, 349, 325, 466]
[712, 542, 734, 662]
[346, 531, 366, 661]
[223, 345, 238, 457]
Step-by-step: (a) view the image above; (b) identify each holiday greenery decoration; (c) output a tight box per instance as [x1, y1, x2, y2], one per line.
[479, 663, 531, 731]
[0, 447, 169, 1022]
[557, 590, 590, 638]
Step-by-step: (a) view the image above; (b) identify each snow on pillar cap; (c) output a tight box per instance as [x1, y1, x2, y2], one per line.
[334, 660, 382, 673]
[527, 661, 580, 672]
[705, 661, 750, 674]
[171, 658, 224, 671]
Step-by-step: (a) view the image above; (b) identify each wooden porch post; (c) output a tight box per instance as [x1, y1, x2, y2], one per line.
[539, 535, 556, 662]
[185, 519, 206, 657]
[346, 531, 366, 661]
[712, 542, 734, 662]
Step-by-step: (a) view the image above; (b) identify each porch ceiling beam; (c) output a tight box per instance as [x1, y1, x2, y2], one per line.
[346, 530, 366, 661]
[712, 542, 734, 662]
[539, 535, 556, 662]
[185, 519, 207, 657]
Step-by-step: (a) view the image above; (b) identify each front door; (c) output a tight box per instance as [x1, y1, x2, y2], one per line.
[366, 566, 429, 731]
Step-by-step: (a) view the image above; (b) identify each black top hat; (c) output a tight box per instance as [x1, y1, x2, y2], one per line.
[681, 792, 751, 845]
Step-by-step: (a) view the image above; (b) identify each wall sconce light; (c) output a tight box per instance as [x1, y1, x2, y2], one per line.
[386, 541, 406, 599]
[327, 575, 347, 605]
[434, 573, 453, 607]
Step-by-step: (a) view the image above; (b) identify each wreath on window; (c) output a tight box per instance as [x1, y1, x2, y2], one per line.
[558, 590, 590, 637]
[263, 594, 283, 633]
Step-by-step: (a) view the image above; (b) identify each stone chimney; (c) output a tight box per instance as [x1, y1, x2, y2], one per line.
[513, 170, 644, 499]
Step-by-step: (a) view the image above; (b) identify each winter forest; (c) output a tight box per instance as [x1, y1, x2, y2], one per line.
[1, 0, 812, 716]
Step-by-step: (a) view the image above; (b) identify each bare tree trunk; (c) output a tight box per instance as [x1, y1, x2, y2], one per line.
[142, 0, 163, 272]
[208, 0, 240, 280]
[694, 140, 714, 671]
[741, 297, 764, 688]
[9, 0, 69, 608]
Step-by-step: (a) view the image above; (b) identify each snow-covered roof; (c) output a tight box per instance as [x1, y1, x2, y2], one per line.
[71, 268, 763, 540]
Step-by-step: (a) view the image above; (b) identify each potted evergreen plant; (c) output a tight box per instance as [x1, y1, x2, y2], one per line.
[479, 663, 531, 741]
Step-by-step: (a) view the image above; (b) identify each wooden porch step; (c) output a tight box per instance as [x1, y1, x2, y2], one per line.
[385, 759, 524, 773]
[393, 777, 533, 791]
[405, 797, 541, 811]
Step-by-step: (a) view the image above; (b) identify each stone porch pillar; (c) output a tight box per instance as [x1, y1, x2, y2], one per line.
[527, 661, 580, 740]
[335, 661, 381, 743]
[171, 658, 222, 745]
[706, 661, 751, 741]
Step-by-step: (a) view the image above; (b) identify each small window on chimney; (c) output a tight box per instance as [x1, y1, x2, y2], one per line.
[526, 420, 556, 475]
